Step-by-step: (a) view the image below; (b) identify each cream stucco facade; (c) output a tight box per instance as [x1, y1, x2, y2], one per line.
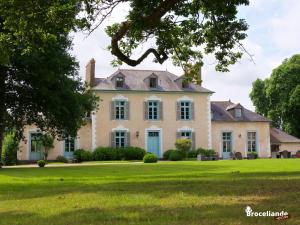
[211, 121, 271, 158]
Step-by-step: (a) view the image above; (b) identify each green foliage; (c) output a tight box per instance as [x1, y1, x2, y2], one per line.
[0, 0, 98, 161]
[93, 147, 121, 161]
[197, 148, 216, 158]
[163, 149, 176, 160]
[123, 147, 146, 160]
[247, 152, 258, 159]
[1, 132, 18, 165]
[81, 151, 93, 161]
[175, 139, 192, 153]
[83, 0, 249, 78]
[168, 150, 184, 161]
[56, 155, 68, 163]
[187, 150, 199, 158]
[250, 54, 300, 137]
[41, 133, 54, 161]
[143, 153, 158, 163]
[73, 149, 86, 162]
[37, 160, 46, 167]
[77, 147, 146, 162]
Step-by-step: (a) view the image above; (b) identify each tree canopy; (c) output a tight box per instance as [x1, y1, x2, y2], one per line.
[250, 54, 300, 138]
[0, 0, 97, 159]
[83, 0, 249, 81]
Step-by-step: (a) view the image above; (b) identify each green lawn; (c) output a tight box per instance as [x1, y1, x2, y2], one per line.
[0, 159, 299, 225]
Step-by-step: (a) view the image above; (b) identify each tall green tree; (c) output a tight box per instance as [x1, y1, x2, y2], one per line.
[250, 54, 300, 138]
[0, 0, 97, 161]
[83, 0, 249, 80]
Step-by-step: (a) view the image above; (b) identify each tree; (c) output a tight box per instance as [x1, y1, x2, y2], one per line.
[1, 132, 18, 166]
[250, 54, 300, 138]
[41, 134, 54, 161]
[249, 78, 269, 117]
[0, 0, 98, 161]
[83, 0, 249, 80]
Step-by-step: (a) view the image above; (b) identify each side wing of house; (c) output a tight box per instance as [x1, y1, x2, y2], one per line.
[211, 101, 271, 158]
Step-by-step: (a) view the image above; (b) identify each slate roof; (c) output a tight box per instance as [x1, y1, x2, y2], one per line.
[92, 69, 213, 93]
[270, 128, 300, 144]
[211, 101, 271, 122]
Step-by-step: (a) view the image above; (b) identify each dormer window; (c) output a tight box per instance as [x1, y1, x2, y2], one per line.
[116, 77, 124, 88]
[149, 77, 157, 88]
[235, 108, 242, 118]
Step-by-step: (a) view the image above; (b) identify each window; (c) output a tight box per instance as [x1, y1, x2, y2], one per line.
[247, 131, 257, 152]
[115, 100, 125, 120]
[148, 101, 159, 120]
[181, 131, 191, 139]
[115, 131, 126, 148]
[149, 77, 157, 88]
[30, 133, 43, 152]
[64, 136, 75, 152]
[115, 77, 124, 88]
[235, 108, 242, 118]
[180, 101, 191, 120]
[222, 132, 232, 152]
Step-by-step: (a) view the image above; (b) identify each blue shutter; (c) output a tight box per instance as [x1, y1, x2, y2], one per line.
[190, 102, 194, 120]
[110, 101, 115, 120]
[126, 132, 130, 147]
[111, 132, 116, 148]
[144, 101, 148, 120]
[159, 102, 163, 120]
[176, 102, 180, 120]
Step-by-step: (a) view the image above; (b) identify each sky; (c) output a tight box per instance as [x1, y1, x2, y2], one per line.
[72, 0, 300, 110]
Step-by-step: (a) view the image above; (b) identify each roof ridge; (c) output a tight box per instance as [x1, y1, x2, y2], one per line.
[119, 68, 169, 72]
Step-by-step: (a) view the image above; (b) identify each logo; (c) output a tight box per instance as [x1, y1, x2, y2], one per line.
[245, 206, 289, 220]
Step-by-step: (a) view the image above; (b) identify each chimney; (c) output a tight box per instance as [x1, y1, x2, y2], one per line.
[198, 65, 202, 86]
[85, 58, 95, 87]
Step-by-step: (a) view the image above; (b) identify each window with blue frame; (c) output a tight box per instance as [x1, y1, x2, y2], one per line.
[148, 101, 159, 120]
[115, 100, 125, 120]
[115, 131, 126, 148]
[180, 101, 191, 120]
[181, 131, 191, 139]
[247, 131, 257, 152]
[64, 136, 75, 152]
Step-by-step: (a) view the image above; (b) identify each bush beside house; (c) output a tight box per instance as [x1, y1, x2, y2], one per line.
[73, 147, 146, 162]
[1, 132, 18, 166]
[143, 153, 158, 163]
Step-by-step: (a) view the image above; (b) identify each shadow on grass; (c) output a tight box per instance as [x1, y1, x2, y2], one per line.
[1, 201, 299, 225]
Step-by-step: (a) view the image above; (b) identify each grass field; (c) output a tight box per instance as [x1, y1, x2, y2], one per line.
[0, 159, 299, 225]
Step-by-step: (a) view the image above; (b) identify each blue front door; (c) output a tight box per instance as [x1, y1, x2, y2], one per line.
[147, 131, 160, 157]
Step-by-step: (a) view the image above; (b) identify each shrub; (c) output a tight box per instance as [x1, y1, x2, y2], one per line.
[73, 149, 93, 162]
[197, 148, 216, 158]
[93, 147, 120, 161]
[163, 149, 176, 159]
[81, 151, 93, 161]
[37, 160, 46, 167]
[1, 132, 18, 166]
[56, 155, 68, 163]
[175, 138, 192, 152]
[247, 152, 258, 159]
[123, 147, 146, 160]
[169, 150, 184, 161]
[143, 153, 158, 163]
[73, 149, 85, 162]
[187, 150, 198, 158]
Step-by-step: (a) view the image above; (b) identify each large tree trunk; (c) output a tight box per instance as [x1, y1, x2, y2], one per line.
[0, 66, 6, 164]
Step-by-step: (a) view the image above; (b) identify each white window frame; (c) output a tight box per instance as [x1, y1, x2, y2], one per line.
[247, 131, 257, 152]
[115, 100, 126, 120]
[180, 101, 191, 120]
[148, 100, 159, 120]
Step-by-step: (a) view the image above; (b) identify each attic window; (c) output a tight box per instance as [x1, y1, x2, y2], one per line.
[235, 108, 242, 118]
[149, 77, 157, 88]
[116, 77, 124, 88]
